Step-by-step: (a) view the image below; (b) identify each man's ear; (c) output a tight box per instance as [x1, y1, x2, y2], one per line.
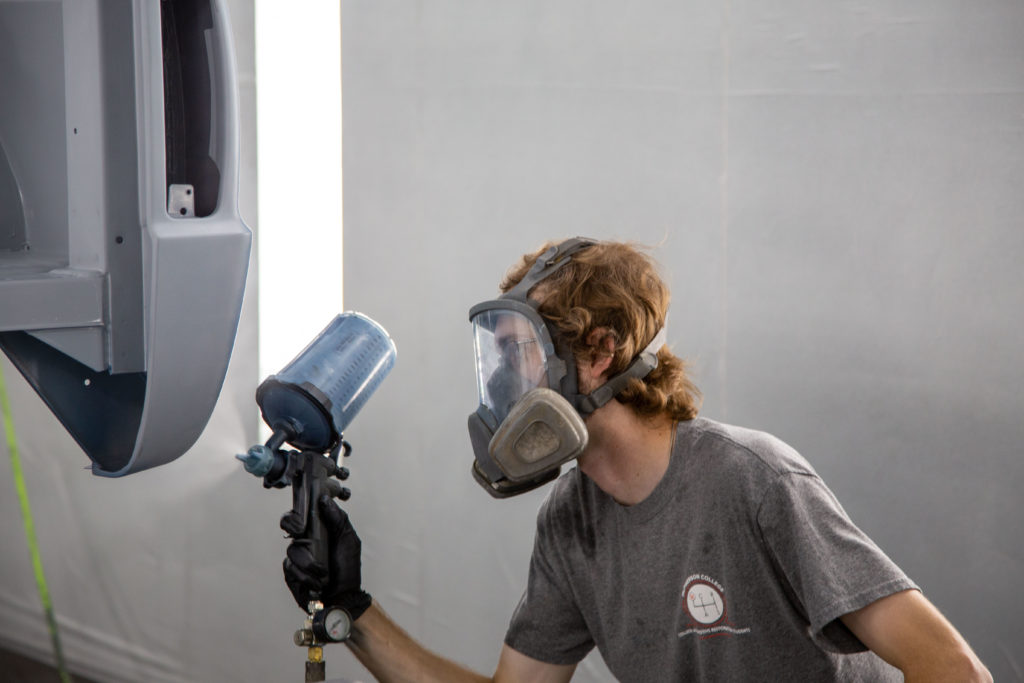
[583, 328, 616, 379]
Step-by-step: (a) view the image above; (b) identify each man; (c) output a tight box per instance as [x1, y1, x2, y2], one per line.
[285, 238, 991, 682]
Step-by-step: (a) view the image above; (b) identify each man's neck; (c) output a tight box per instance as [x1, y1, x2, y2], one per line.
[576, 402, 676, 506]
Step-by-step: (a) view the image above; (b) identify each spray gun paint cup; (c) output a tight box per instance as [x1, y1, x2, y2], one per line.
[255, 312, 397, 452]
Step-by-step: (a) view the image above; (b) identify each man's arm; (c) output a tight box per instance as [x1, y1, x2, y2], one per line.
[286, 498, 575, 682]
[346, 600, 576, 683]
[840, 589, 991, 683]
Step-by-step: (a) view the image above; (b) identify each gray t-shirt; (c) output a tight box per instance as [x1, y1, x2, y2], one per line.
[504, 417, 918, 681]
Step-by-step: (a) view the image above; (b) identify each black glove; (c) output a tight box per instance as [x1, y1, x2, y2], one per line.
[283, 496, 372, 620]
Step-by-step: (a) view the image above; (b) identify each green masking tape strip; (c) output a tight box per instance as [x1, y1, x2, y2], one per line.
[0, 364, 71, 683]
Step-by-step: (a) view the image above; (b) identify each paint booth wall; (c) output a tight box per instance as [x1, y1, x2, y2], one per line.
[340, 1, 1023, 681]
[0, 2, 1020, 683]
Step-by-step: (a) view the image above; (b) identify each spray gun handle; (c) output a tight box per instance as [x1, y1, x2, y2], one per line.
[280, 451, 319, 536]
[279, 450, 348, 580]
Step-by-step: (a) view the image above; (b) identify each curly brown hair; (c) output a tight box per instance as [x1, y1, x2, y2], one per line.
[500, 239, 701, 421]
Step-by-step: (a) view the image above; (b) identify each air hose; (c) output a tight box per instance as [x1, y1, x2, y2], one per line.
[0, 363, 71, 683]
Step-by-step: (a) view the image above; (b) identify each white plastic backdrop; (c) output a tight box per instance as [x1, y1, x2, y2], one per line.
[1, 2, 1022, 683]
[340, 1, 1022, 681]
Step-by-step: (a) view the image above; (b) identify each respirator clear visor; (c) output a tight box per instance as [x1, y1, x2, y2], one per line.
[471, 308, 552, 424]
[467, 299, 586, 498]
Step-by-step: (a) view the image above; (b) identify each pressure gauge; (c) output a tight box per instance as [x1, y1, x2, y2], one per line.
[312, 606, 353, 643]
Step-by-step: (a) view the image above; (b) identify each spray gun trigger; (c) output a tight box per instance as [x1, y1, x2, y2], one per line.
[323, 479, 351, 501]
[328, 439, 352, 466]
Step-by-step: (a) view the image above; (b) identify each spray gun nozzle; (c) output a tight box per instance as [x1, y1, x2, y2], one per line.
[236, 445, 275, 476]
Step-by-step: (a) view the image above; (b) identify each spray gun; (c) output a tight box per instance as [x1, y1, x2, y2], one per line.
[236, 312, 396, 683]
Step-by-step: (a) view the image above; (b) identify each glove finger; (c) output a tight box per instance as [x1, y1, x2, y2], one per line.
[338, 524, 362, 556]
[283, 558, 315, 610]
[318, 496, 349, 532]
[283, 556, 321, 587]
[286, 541, 328, 581]
[320, 497, 362, 552]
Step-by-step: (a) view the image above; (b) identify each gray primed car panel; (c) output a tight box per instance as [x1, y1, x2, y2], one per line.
[0, 0, 251, 476]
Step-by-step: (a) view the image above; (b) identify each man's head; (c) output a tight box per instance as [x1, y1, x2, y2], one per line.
[467, 237, 700, 498]
[499, 239, 701, 422]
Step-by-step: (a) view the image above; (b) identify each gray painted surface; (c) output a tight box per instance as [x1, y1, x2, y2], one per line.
[0, 0, 251, 475]
[0, 0, 66, 259]
[342, 1, 1023, 680]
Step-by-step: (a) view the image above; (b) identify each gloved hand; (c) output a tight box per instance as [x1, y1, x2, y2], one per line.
[283, 495, 372, 620]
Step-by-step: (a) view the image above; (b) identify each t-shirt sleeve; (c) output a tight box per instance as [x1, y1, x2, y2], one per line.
[503, 501, 594, 665]
[757, 472, 919, 653]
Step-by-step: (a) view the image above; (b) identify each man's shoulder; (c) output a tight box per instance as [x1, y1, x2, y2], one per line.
[684, 416, 818, 479]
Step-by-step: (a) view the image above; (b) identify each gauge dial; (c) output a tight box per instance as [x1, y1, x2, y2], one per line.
[313, 607, 352, 642]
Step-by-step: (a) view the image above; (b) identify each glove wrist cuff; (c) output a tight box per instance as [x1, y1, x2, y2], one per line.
[337, 590, 372, 621]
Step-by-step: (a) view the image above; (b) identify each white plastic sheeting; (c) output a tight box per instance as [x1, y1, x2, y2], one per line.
[340, 1, 1023, 681]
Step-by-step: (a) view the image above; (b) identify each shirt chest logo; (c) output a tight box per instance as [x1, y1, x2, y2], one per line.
[678, 574, 752, 640]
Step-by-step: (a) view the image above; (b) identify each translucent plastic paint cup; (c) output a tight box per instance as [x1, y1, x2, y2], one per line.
[256, 312, 397, 451]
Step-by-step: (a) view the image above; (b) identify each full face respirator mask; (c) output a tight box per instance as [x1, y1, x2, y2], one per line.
[467, 237, 663, 498]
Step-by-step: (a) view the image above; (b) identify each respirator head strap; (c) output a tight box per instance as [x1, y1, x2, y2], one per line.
[576, 351, 658, 416]
[502, 237, 596, 303]
[575, 327, 665, 416]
